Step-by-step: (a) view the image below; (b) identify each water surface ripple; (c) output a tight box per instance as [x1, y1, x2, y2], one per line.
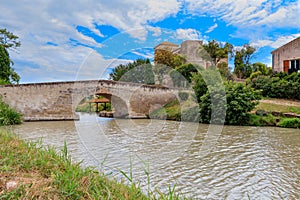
[13, 113, 300, 199]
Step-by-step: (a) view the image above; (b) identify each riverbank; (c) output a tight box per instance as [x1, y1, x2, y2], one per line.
[150, 98, 300, 128]
[0, 130, 184, 199]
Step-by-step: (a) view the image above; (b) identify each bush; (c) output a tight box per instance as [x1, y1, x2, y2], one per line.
[278, 118, 300, 128]
[0, 98, 22, 126]
[248, 114, 276, 126]
[248, 72, 300, 100]
[199, 82, 261, 125]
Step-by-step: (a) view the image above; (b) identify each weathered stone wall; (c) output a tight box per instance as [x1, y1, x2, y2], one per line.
[272, 37, 300, 72]
[0, 80, 179, 121]
[180, 40, 204, 67]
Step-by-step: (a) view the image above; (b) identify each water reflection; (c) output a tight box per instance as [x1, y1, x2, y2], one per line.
[13, 113, 300, 199]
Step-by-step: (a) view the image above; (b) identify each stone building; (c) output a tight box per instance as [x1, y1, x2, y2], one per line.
[271, 37, 300, 73]
[154, 40, 217, 68]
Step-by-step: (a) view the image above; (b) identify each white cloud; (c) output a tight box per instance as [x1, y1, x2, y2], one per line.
[147, 26, 162, 37]
[175, 28, 202, 40]
[250, 34, 300, 49]
[0, 0, 181, 82]
[205, 23, 218, 33]
[185, 0, 300, 28]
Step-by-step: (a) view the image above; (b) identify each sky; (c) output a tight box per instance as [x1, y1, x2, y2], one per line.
[1, 0, 299, 83]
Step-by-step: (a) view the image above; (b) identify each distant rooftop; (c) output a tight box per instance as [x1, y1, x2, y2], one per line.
[154, 41, 179, 49]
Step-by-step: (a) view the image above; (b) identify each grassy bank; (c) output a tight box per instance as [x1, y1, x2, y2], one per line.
[0, 130, 184, 199]
[150, 98, 300, 128]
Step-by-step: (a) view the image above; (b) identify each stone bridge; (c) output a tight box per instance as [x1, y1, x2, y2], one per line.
[0, 80, 185, 121]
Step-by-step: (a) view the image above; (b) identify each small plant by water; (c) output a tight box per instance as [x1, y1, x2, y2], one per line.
[0, 98, 22, 126]
[278, 118, 300, 128]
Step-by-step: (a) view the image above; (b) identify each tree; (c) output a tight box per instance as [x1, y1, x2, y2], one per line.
[0, 28, 21, 50]
[169, 63, 198, 87]
[0, 45, 20, 84]
[252, 62, 272, 75]
[200, 40, 233, 66]
[199, 82, 261, 125]
[154, 49, 185, 68]
[0, 28, 21, 84]
[109, 58, 154, 84]
[234, 44, 256, 78]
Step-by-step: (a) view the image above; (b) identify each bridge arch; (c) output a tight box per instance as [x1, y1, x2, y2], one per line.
[0, 80, 179, 121]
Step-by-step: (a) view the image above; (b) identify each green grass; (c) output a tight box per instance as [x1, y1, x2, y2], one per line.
[149, 100, 181, 121]
[278, 118, 300, 128]
[0, 130, 187, 199]
[0, 98, 22, 126]
[255, 101, 300, 114]
[248, 114, 277, 127]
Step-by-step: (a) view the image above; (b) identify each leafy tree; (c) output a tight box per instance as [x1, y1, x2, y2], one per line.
[0, 28, 21, 50]
[0, 45, 20, 84]
[109, 58, 154, 84]
[0, 45, 10, 84]
[0, 28, 21, 84]
[234, 44, 256, 78]
[153, 63, 170, 85]
[199, 82, 261, 125]
[120, 63, 155, 84]
[200, 40, 233, 66]
[170, 63, 198, 87]
[217, 62, 232, 80]
[252, 62, 272, 75]
[154, 49, 185, 68]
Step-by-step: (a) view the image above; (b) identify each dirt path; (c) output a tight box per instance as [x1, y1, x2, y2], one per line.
[260, 99, 300, 107]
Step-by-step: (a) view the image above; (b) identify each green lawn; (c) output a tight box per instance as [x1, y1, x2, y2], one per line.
[255, 101, 300, 114]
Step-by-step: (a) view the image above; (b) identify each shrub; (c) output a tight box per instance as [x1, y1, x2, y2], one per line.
[248, 114, 276, 126]
[248, 72, 300, 100]
[0, 98, 22, 126]
[199, 82, 261, 125]
[278, 118, 300, 128]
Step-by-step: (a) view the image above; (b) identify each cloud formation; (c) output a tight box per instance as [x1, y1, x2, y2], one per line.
[251, 34, 300, 49]
[205, 23, 218, 33]
[185, 0, 300, 28]
[0, 0, 298, 82]
[174, 28, 203, 40]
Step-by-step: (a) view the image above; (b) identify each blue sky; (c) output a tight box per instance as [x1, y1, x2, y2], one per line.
[0, 0, 299, 83]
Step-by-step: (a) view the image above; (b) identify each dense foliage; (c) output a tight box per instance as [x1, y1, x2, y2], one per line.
[154, 49, 185, 68]
[233, 44, 256, 79]
[200, 40, 233, 66]
[0, 28, 21, 84]
[248, 72, 300, 100]
[278, 118, 300, 128]
[109, 59, 155, 84]
[192, 68, 261, 125]
[198, 82, 261, 125]
[0, 98, 22, 126]
[169, 63, 199, 87]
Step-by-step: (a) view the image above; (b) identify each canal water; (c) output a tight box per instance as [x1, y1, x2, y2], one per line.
[12, 113, 300, 199]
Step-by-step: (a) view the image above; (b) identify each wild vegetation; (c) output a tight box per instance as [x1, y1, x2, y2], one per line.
[247, 72, 300, 100]
[0, 98, 22, 126]
[0, 130, 187, 199]
[109, 58, 155, 84]
[109, 39, 299, 128]
[0, 28, 21, 84]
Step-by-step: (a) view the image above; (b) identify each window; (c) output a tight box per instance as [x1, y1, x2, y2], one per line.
[289, 59, 300, 73]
